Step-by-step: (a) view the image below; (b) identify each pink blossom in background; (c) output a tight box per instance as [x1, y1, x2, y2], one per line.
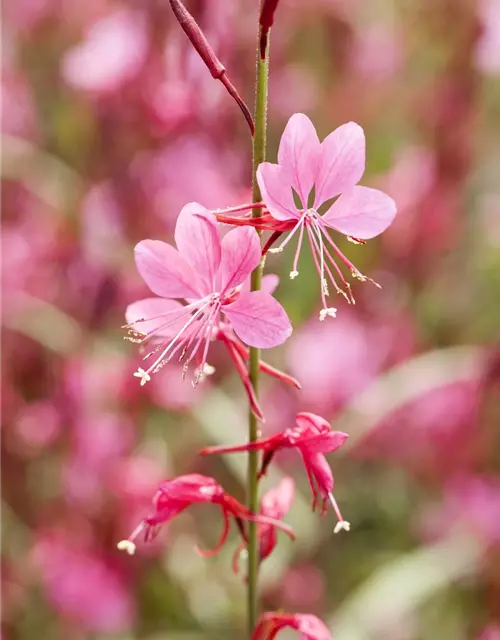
[32, 533, 134, 633]
[356, 379, 481, 473]
[126, 203, 292, 387]
[132, 138, 245, 228]
[422, 475, 500, 546]
[61, 10, 149, 93]
[476, 0, 500, 74]
[201, 412, 350, 532]
[275, 564, 326, 610]
[1, 70, 38, 138]
[117, 474, 295, 557]
[252, 611, 332, 640]
[351, 24, 403, 80]
[257, 113, 396, 316]
[478, 626, 500, 640]
[13, 401, 61, 451]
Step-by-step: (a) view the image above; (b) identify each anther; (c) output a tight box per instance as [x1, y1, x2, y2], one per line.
[334, 521, 351, 534]
[289, 270, 299, 280]
[117, 540, 136, 555]
[269, 247, 283, 254]
[133, 368, 151, 386]
[319, 308, 337, 321]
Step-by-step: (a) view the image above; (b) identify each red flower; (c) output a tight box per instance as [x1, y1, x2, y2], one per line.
[252, 611, 332, 640]
[117, 474, 295, 556]
[233, 477, 295, 573]
[200, 413, 350, 533]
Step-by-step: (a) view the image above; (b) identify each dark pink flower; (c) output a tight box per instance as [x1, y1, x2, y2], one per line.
[201, 413, 350, 532]
[117, 473, 295, 556]
[233, 477, 295, 573]
[252, 611, 332, 640]
[125, 202, 292, 388]
[257, 113, 396, 316]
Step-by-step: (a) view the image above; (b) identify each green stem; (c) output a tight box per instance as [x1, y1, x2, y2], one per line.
[247, 20, 269, 638]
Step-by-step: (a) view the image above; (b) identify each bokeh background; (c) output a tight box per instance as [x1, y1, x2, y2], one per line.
[2, 0, 500, 638]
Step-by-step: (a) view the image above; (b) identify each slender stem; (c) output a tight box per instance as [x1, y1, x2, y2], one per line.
[247, 15, 270, 638]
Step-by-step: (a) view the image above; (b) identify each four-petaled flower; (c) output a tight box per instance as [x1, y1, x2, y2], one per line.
[116, 473, 295, 556]
[252, 611, 332, 640]
[125, 202, 292, 387]
[257, 113, 397, 318]
[233, 476, 295, 574]
[200, 412, 350, 533]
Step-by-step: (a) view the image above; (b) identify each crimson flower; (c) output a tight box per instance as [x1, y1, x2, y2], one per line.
[252, 611, 332, 640]
[116, 474, 295, 556]
[125, 202, 292, 388]
[200, 413, 350, 533]
[233, 477, 295, 573]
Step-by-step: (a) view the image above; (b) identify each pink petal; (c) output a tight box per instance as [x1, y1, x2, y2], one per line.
[219, 227, 261, 293]
[223, 291, 292, 348]
[314, 122, 366, 206]
[302, 452, 334, 495]
[125, 298, 187, 338]
[134, 240, 202, 299]
[301, 431, 349, 454]
[174, 202, 221, 295]
[277, 113, 321, 206]
[323, 186, 397, 239]
[261, 477, 295, 519]
[257, 163, 299, 221]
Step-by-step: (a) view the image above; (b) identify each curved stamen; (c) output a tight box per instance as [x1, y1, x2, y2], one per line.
[328, 492, 350, 533]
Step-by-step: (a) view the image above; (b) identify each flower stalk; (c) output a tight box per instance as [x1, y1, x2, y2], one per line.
[247, 11, 270, 635]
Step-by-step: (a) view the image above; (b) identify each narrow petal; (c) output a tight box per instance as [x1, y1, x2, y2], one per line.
[125, 298, 187, 337]
[261, 477, 295, 520]
[219, 227, 261, 293]
[277, 113, 321, 205]
[224, 291, 292, 348]
[303, 452, 334, 495]
[134, 240, 202, 299]
[300, 431, 349, 454]
[257, 162, 299, 221]
[174, 202, 222, 294]
[314, 122, 365, 206]
[323, 186, 397, 239]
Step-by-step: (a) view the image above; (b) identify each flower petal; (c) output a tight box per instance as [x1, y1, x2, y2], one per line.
[223, 291, 292, 348]
[219, 227, 261, 293]
[257, 162, 299, 221]
[125, 298, 186, 338]
[134, 240, 202, 298]
[300, 431, 349, 454]
[302, 452, 333, 495]
[174, 202, 221, 295]
[314, 122, 365, 206]
[277, 113, 321, 206]
[322, 186, 397, 239]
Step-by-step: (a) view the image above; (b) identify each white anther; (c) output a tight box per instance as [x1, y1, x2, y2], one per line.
[351, 270, 367, 282]
[334, 521, 351, 534]
[289, 270, 299, 280]
[133, 368, 151, 385]
[202, 363, 215, 376]
[269, 247, 283, 254]
[319, 308, 337, 321]
[117, 540, 136, 555]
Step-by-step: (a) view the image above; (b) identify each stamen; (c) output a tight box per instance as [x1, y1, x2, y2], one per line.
[328, 492, 350, 533]
[289, 270, 299, 279]
[269, 247, 283, 254]
[133, 368, 151, 385]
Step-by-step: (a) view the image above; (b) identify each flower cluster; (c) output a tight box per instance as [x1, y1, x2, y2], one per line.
[120, 111, 395, 637]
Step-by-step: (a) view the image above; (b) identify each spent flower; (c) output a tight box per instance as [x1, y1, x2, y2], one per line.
[117, 473, 295, 557]
[201, 412, 350, 532]
[252, 611, 332, 640]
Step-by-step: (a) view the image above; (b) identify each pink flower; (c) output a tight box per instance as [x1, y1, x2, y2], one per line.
[257, 113, 396, 317]
[61, 10, 149, 93]
[233, 477, 295, 573]
[252, 611, 332, 640]
[117, 473, 295, 556]
[125, 203, 292, 389]
[201, 412, 350, 532]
